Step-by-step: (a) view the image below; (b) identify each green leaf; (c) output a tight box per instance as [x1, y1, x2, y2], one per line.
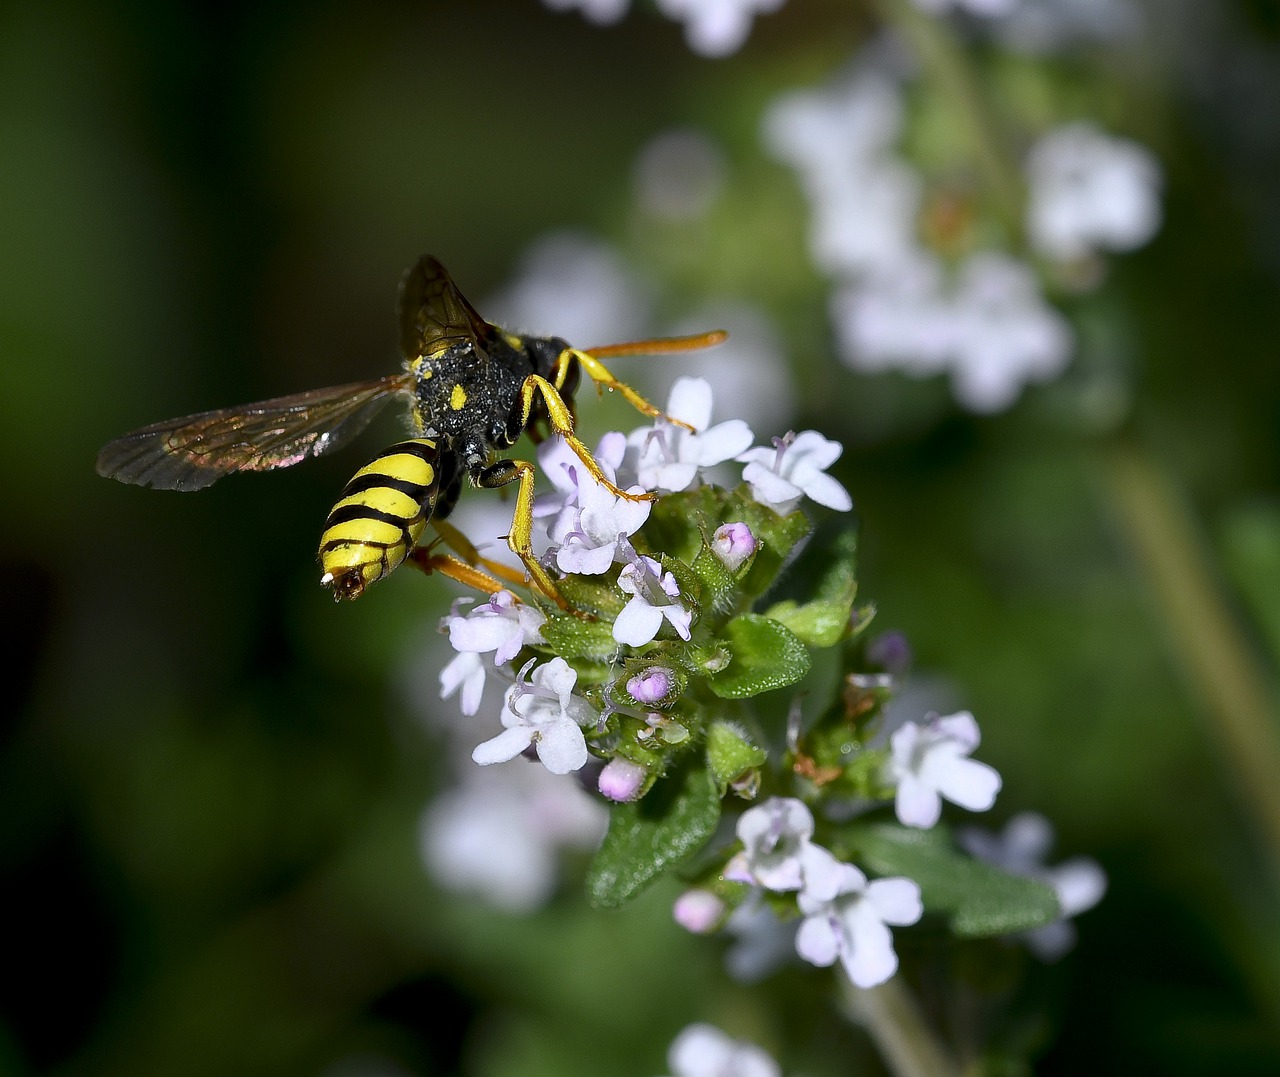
[540, 611, 619, 660]
[586, 762, 721, 908]
[851, 822, 1060, 938]
[764, 528, 859, 646]
[705, 720, 767, 793]
[707, 614, 811, 699]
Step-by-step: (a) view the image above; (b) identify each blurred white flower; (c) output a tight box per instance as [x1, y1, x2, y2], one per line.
[888, 711, 1002, 828]
[633, 128, 727, 221]
[834, 251, 1073, 413]
[994, 0, 1140, 53]
[484, 232, 650, 346]
[795, 863, 923, 988]
[541, 0, 630, 26]
[958, 811, 1107, 959]
[664, 1023, 781, 1077]
[947, 252, 1074, 412]
[764, 72, 920, 276]
[420, 762, 606, 913]
[724, 894, 800, 982]
[1026, 121, 1163, 262]
[724, 796, 835, 892]
[654, 0, 786, 58]
[911, 0, 1020, 15]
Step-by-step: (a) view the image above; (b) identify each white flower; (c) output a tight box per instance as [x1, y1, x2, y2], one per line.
[739, 430, 853, 514]
[654, 0, 786, 58]
[420, 764, 607, 913]
[627, 377, 754, 494]
[551, 475, 652, 576]
[542, 0, 630, 23]
[534, 431, 628, 530]
[613, 555, 693, 646]
[633, 128, 727, 223]
[1026, 121, 1162, 262]
[664, 1023, 781, 1077]
[958, 812, 1107, 960]
[472, 658, 596, 774]
[947, 252, 1074, 412]
[795, 862, 923, 988]
[831, 253, 955, 377]
[444, 590, 546, 666]
[438, 651, 487, 717]
[888, 711, 1002, 829]
[437, 591, 547, 716]
[723, 796, 839, 892]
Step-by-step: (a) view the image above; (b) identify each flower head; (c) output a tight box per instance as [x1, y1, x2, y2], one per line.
[444, 590, 546, 666]
[551, 475, 652, 576]
[724, 796, 839, 893]
[664, 1023, 781, 1077]
[613, 555, 694, 646]
[627, 377, 754, 494]
[959, 812, 1107, 960]
[888, 711, 1002, 828]
[739, 430, 853, 514]
[795, 863, 923, 988]
[653, 0, 786, 58]
[472, 658, 597, 774]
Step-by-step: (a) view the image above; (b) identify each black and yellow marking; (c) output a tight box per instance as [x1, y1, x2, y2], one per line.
[318, 438, 442, 600]
[97, 255, 728, 607]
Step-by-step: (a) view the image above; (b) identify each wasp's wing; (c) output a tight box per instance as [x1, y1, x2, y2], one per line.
[96, 374, 415, 491]
[397, 255, 497, 361]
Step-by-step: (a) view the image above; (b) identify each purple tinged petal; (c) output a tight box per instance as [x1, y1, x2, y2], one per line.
[894, 773, 943, 829]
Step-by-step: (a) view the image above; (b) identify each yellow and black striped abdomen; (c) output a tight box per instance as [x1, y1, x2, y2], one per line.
[319, 438, 442, 600]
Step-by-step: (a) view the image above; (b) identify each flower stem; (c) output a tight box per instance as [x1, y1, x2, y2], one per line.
[1099, 440, 1280, 876]
[876, 0, 1025, 230]
[839, 971, 963, 1077]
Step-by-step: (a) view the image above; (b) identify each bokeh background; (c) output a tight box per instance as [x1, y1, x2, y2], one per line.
[4, 1, 1280, 1074]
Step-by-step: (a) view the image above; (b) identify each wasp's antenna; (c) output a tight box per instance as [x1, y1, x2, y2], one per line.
[584, 329, 728, 359]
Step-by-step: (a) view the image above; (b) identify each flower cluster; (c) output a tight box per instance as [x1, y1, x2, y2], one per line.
[419, 376, 1091, 995]
[763, 57, 1162, 412]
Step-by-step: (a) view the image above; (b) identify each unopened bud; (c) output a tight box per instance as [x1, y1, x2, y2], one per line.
[711, 522, 757, 572]
[673, 889, 725, 934]
[598, 758, 647, 802]
[627, 666, 675, 705]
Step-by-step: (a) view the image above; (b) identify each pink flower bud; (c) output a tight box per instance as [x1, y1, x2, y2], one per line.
[673, 889, 725, 933]
[627, 666, 675, 705]
[711, 522, 757, 572]
[598, 758, 647, 802]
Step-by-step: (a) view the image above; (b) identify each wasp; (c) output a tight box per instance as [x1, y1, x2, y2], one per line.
[96, 255, 725, 606]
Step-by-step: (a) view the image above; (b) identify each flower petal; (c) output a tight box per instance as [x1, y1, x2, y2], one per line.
[613, 597, 665, 646]
[894, 773, 943, 829]
[534, 719, 589, 774]
[472, 727, 534, 766]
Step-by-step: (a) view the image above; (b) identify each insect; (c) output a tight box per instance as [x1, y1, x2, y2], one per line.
[96, 255, 726, 606]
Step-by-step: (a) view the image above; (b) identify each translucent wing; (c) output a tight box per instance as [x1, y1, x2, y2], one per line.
[96, 374, 415, 491]
[398, 255, 497, 362]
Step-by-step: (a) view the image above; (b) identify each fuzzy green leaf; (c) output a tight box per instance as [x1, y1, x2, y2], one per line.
[586, 762, 721, 908]
[852, 822, 1060, 938]
[764, 529, 859, 646]
[540, 611, 619, 660]
[705, 720, 767, 793]
[707, 614, 811, 699]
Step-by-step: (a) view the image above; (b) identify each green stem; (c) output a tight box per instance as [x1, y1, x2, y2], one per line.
[1099, 441, 1280, 874]
[876, 0, 1025, 229]
[839, 971, 964, 1077]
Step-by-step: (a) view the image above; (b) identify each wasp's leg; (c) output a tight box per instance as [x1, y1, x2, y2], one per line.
[406, 546, 515, 596]
[553, 348, 695, 432]
[518, 374, 656, 504]
[429, 517, 530, 591]
[476, 458, 568, 609]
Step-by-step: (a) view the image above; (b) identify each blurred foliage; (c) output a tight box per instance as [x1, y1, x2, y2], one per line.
[3, 1, 1280, 1075]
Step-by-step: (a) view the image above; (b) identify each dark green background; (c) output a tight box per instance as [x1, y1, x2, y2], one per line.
[4, 1, 1280, 1074]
